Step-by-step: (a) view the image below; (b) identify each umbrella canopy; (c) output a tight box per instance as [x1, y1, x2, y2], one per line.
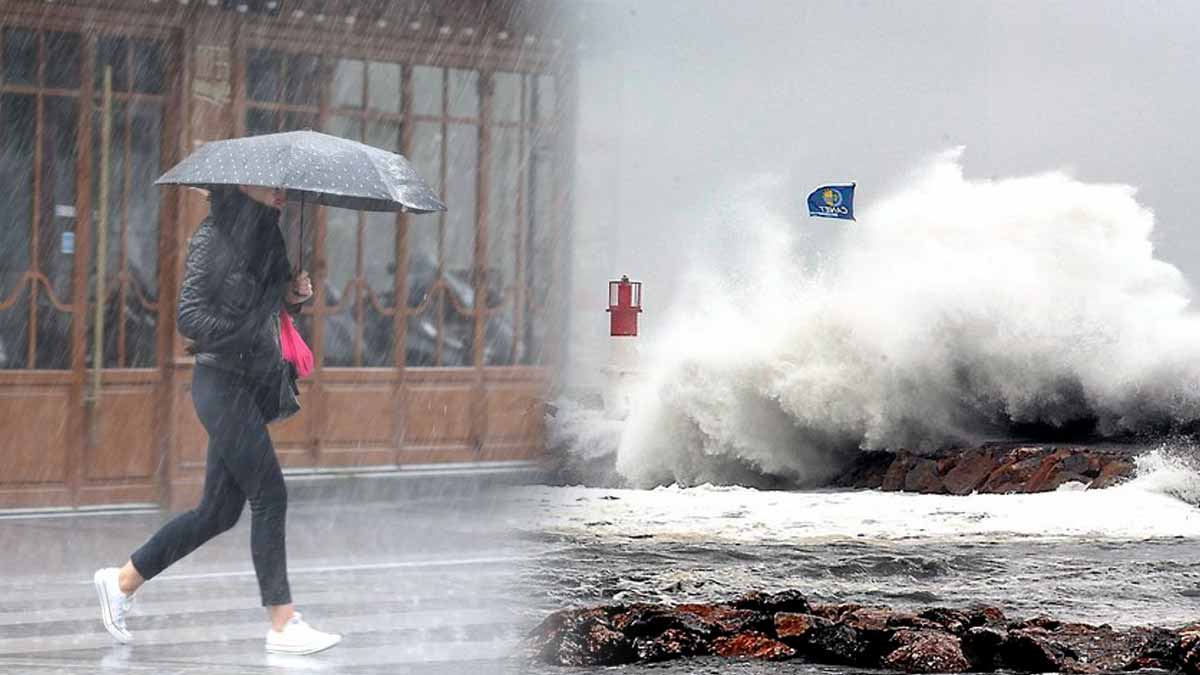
[155, 130, 446, 213]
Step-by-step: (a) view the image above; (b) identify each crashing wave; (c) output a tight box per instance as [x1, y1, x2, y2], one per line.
[565, 149, 1200, 488]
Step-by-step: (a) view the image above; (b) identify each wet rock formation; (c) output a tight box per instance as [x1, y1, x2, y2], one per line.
[832, 445, 1136, 495]
[527, 592, 1197, 673]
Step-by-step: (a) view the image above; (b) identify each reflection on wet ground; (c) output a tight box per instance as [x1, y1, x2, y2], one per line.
[0, 490, 530, 674]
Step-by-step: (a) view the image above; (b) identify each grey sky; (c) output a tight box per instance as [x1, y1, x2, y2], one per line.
[567, 0, 1200, 383]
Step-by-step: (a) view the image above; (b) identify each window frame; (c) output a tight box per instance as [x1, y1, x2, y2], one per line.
[0, 24, 172, 371]
[237, 39, 564, 372]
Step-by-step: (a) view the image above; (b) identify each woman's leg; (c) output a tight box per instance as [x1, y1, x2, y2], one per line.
[126, 451, 246, 586]
[116, 560, 144, 595]
[126, 367, 249, 586]
[244, 443, 293, 618]
[211, 378, 293, 614]
[226, 381, 340, 652]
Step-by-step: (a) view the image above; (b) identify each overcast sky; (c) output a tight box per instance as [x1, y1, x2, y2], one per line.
[570, 1, 1200, 328]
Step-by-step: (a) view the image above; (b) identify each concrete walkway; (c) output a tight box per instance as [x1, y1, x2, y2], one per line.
[0, 483, 531, 674]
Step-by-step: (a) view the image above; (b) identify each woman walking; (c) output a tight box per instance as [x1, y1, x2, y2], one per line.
[93, 184, 340, 655]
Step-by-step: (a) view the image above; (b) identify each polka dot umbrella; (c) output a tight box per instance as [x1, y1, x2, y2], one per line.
[156, 130, 446, 267]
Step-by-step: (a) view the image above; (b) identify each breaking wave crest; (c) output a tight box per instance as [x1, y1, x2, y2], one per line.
[1130, 445, 1200, 506]
[610, 149, 1200, 487]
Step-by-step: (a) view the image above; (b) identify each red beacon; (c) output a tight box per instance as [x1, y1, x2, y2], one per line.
[607, 275, 642, 337]
[603, 276, 642, 420]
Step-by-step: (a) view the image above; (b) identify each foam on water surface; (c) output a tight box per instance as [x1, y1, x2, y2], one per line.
[523, 449, 1200, 543]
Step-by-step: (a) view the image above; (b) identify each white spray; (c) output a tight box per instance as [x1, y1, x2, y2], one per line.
[605, 149, 1200, 487]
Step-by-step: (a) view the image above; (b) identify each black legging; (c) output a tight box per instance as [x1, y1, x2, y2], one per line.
[130, 364, 292, 606]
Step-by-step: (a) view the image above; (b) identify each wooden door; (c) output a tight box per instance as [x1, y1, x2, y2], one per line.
[0, 19, 179, 509]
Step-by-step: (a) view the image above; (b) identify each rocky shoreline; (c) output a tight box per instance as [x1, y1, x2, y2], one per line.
[830, 444, 1137, 494]
[544, 421, 1146, 493]
[528, 591, 1197, 673]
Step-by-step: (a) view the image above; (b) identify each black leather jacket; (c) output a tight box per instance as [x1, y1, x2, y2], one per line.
[178, 192, 301, 380]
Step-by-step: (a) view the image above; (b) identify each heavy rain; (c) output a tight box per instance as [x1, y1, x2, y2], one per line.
[1, 0, 571, 671]
[4, 1, 1200, 675]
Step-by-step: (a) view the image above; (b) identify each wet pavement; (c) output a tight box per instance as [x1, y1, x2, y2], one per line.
[0, 479, 531, 674]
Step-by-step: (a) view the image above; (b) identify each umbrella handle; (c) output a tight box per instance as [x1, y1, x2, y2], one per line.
[298, 192, 305, 273]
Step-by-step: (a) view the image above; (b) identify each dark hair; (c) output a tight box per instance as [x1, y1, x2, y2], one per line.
[209, 186, 270, 233]
[207, 185, 244, 218]
[208, 185, 292, 286]
[206, 184, 237, 202]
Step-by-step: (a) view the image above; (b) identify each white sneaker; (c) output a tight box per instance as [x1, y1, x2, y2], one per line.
[265, 613, 342, 655]
[93, 568, 134, 643]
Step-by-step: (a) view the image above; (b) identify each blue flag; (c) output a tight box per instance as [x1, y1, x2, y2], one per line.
[807, 183, 855, 220]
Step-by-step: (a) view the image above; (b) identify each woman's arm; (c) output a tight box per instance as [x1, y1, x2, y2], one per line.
[177, 226, 240, 342]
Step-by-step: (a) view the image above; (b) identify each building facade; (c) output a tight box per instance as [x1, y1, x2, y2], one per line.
[0, 0, 576, 509]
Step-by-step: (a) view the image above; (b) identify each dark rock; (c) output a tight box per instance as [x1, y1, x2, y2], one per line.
[882, 451, 916, 491]
[674, 604, 772, 636]
[1117, 627, 1182, 670]
[883, 632, 971, 673]
[806, 622, 871, 665]
[889, 613, 947, 633]
[1057, 452, 1093, 476]
[942, 449, 998, 495]
[560, 622, 634, 666]
[936, 455, 959, 475]
[609, 604, 662, 635]
[532, 595, 1188, 672]
[1047, 624, 1178, 672]
[1001, 629, 1075, 673]
[889, 628, 938, 648]
[1012, 615, 1063, 631]
[962, 626, 1007, 670]
[844, 606, 896, 632]
[1025, 448, 1072, 492]
[809, 602, 863, 622]
[732, 589, 811, 615]
[774, 612, 830, 646]
[838, 607, 911, 662]
[1176, 627, 1200, 675]
[833, 445, 1142, 495]
[843, 607, 903, 648]
[998, 622, 1167, 673]
[833, 450, 893, 489]
[1130, 655, 1173, 670]
[980, 450, 1044, 493]
[1042, 471, 1091, 491]
[528, 607, 636, 666]
[611, 604, 689, 638]
[1091, 459, 1135, 489]
[965, 604, 1007, 627]
[634, 628, 708, 662]
[904, 459, 946, 494]
[526, 607, 603, 664]
[1025, 449, 1109, 492]
[711, 633, 796, 660]
[1134, 626, 1180, 663]
[917, 608, 973, 635]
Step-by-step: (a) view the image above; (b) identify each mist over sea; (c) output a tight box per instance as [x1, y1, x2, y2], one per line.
[557, 151, 1200, 488]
